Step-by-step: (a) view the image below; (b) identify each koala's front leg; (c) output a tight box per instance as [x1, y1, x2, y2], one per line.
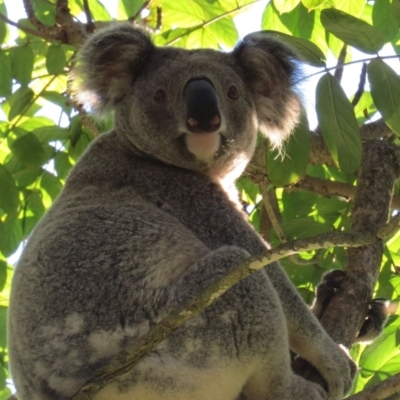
[264, 263, 357, 400]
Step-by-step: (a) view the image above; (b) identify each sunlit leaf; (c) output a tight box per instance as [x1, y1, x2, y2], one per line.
[118, 0, 143, 19]
[274, 0, 301, 14]
[262, 2, 292, 34]
[334, 0, 366, 17]
[316, 73, 362, 173]
[46, 45, 66, 75]
[368, 58, 400, 135]
[162, 0, 205, 28]
[321, 9, 385, 54]
[206, 17, 238, 48]
[301, 0, 326, 11]
[267, 113, 311, 186]
[11, 45, 34, 86]
[359, 324, 399, 376]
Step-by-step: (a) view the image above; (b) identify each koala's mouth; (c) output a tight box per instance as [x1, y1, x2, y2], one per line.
[185, 131, 221, 163]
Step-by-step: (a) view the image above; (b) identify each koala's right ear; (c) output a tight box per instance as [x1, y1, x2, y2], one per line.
[73, 24, 154, 113]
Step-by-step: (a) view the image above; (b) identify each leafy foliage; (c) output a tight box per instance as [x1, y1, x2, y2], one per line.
[0, 0, 399, 397]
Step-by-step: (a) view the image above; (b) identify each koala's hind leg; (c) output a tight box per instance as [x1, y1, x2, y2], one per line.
[243, 362, 327, 400]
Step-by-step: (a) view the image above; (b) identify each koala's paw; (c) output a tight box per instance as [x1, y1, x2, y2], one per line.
[312, 270, 346, 319]
[356, 298, 389, 343]
[323, 344, 357, 400]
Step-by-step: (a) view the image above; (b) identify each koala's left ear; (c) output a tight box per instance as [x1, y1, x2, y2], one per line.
[73, 24, 154, 113]
[233, 32, 302, 148]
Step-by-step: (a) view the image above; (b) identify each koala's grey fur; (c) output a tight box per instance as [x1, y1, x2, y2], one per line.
[8, 24, 357, 400]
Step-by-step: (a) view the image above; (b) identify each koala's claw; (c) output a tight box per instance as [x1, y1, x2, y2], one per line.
[313, 270, 388, 343]
[356, 298, 389, 343]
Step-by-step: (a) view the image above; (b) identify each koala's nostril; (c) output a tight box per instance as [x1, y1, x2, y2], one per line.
[184, 79, 221, 134]
[187, 115, 221, 133]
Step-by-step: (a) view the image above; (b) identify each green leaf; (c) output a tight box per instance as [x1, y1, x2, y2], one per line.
[8, 87, 35, 121]
[316, 73, 362, 173]
[41, 171, 62, 200]
[393, 0, 400, 27]
[262, 2, 292, 33]
[31, 0, 56, 25]
[162, 0, 205, 28]
[360, 324, 399, 376]
[301, 0, 326, 11]
[372, 0, 399, 43]
[54, 152, 73, 179]
[207, 17, 238, 48]
[262, 30, 326, 67]
[32, 126, 70, 143]
[40, 91, 72, 114]
[0, 163, 19, 216]
[368, 58, 400, 135]
[0, 51, 12, 97]
[267, 113, 311, 187]
[11, 46, 34, 86]
[0, 1, 8, 44]
[0, 216, 22, 257]
[25, 189, 45, 218]
[321, 9, 385, 54]
[46, 45, 66, 75]
[334, 0, 366, 17]
[118, 0, 143, 19]
[281, 216, 332, 239]
[353, 91, 377, 122]
[11, 133, 49, 167]
[0, 261, 7, 293]
[274, 0, 301, 14]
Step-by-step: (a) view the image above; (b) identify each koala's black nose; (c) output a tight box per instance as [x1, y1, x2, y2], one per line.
[184, 79, 221, 133]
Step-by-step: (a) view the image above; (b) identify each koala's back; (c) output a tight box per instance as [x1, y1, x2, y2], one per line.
[8, 132, 288, 400]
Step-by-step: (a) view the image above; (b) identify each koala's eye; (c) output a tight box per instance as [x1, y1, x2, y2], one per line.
[227, 86, 239, 100]
[154, 90, 167, 103]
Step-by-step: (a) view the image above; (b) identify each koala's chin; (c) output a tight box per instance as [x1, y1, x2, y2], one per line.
[185, 132, 221, 164]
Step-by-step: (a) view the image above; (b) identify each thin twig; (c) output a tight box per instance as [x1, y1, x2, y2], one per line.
[82, 0, 94, 32]
[334, 44, 347, 83]
[352, 63, 367, 107]
[129, 0, 151, 22]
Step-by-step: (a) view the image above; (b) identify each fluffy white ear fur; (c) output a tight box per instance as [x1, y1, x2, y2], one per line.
[234, 32, 302, 149]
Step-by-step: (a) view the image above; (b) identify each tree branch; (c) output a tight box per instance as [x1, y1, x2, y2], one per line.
[288, 175, 400, 210]
[346, 372, 400, 400]
[0, 12, 52, 40]
[293, 140, 400, 388]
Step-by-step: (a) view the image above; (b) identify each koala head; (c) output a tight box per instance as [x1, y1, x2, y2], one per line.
[74, 24, 302, 182]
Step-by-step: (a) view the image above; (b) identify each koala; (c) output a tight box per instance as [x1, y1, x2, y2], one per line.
[312, 270, 388, 343]
[8, 24, 357, 400]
